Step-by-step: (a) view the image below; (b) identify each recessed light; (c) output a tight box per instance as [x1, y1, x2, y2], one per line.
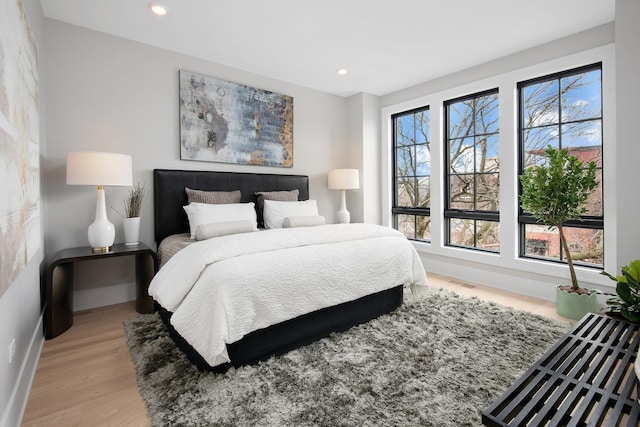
[150, 3, 168, 16]
[337, 68, 348, 76]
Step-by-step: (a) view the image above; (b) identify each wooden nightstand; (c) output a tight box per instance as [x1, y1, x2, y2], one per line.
[45, 243, 158, 339]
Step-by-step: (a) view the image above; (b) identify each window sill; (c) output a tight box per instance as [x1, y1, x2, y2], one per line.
[410, 239, 613, 290]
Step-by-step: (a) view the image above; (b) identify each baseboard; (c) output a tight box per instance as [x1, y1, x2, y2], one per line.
[0, 313, 44, 427]
[420, 251, 611, 308]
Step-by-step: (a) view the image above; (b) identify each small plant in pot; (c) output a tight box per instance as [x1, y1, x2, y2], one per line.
[601, 260, 640, 324]
[519, 145, 599, 320]
[123, 182, 145, 218]
[122, 182, 145, 245]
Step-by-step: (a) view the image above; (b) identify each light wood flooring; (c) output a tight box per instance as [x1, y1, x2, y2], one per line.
[22, 273, 570, 426]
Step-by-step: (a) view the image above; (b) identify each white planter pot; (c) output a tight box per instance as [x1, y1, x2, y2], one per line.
[555, 286, 598, 321]
[123, 217, 141, 246]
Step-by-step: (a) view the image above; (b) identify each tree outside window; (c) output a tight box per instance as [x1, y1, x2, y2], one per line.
[389, 62, 604, 272]
[518, 63, 603, 267]
[392, 107, 430, 241]
[444, 90, 500, 252]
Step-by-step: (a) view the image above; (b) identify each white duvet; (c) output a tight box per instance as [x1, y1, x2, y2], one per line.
[148, 223, 428, 367]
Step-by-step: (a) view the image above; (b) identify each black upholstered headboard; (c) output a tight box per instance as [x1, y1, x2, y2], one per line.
[153, 169, 309, 244]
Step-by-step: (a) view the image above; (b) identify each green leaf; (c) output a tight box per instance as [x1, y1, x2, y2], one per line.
[622, 270, 637, 288]
[627, 260, 640, 281]
[600, 271, 617, 281]
[616, 282, 635, 305]
[622, 308, 640, 323]
[519, 146, 598, 229]
[622, 264, 640, 289]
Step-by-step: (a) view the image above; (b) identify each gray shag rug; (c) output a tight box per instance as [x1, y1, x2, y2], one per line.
[124, 288, 569, 426]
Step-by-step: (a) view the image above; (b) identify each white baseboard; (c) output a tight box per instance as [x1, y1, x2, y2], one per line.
[421, 251, 611, 309]
[1, 313, 44, 427]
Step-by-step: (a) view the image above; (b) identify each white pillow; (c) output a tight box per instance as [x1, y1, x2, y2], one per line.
[263, 199, 318, 229]
[183, 202, 257, 239]
[195, 220, 255, 240]
[283, 215, 325, 228]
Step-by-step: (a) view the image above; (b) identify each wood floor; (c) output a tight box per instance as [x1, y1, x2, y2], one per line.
[22, 303, 149, 426]
[22, 273, 570, 426]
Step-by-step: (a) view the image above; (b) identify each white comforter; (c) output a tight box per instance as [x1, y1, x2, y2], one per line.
[148, 223, 428, 367]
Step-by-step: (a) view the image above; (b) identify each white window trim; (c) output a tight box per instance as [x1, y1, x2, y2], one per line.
[381, 44, 616, 292]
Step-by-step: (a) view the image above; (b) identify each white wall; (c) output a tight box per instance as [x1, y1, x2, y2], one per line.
[44, 20, 348, 310]
[378, 23, 621, 303]
[614, 0, 640, 269]
[0, 2, 47, 426]
[346, 93, 381, 225]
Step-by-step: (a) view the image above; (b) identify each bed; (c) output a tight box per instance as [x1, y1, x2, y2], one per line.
[150, 168, 428, 372]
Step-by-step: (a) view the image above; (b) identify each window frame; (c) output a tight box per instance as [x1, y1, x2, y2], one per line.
[443, 88, 501, 253]
[517, 62, 604, 267]
[391, 105, 431, 242]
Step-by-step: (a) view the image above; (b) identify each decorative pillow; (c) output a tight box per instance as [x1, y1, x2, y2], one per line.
[255, 190, 299, 227]
[183, 202, 257, 239]
[263, 199, 318, 229]
[186, 187, 241, 204]
[283, 215, 326, 228]
[195, 220, 254, 240]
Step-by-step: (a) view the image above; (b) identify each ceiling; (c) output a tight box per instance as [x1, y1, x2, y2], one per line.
[40, 0, 615, 97]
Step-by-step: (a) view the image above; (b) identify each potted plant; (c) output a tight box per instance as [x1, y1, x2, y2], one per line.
[122, 182, 145, 246]
[520, 145, 599, 320]
[601, 260, 640, 323]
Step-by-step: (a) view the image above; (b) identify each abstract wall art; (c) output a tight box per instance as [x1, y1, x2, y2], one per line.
[179, 70, 293, 167]
[0, 0, 40, 296]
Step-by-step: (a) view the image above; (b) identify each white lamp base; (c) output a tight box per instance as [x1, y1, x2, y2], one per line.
[88, 186, 115, 252]
[336, 189, 351, 224]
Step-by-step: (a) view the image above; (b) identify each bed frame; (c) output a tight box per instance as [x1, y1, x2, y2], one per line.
[153, 168, 403, 372]
[154, 168, 311, 241]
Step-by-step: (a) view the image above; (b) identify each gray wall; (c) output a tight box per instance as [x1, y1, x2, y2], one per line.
[614, 0, 640, 270]
[44, 20, 349, 310]
[346, 93, 381, 225]
[0, 2, 47, 425]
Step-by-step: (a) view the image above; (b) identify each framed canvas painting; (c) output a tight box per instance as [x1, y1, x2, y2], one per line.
[0, 0, 40, 296]
[179, 70, 293, 167]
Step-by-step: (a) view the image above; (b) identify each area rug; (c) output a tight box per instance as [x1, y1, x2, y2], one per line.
[124, 287, 569, 426]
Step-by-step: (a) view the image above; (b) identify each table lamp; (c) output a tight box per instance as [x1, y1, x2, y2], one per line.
[328, 169, 360, 224]
[66, 152, 133, 252]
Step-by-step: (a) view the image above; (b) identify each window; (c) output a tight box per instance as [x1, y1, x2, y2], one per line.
[444, 89, 500, 252]
[392, 107, 431, 241]
[518, 63, 603, 267]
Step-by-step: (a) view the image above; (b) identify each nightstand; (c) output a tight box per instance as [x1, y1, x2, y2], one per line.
[45, 243, 158, 339]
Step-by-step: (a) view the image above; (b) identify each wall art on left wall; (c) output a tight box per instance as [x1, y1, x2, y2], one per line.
[179, 70, 293, 168]
[0, 0, 40, 296]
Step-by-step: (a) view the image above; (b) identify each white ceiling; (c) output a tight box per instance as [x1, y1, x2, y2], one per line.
[39, 0, 615, 97]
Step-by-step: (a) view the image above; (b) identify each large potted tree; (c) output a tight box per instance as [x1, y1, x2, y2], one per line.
[520, 145, 599, 320]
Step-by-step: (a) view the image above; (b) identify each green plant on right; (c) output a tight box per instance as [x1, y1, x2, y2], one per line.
[601, 260, 640, 323]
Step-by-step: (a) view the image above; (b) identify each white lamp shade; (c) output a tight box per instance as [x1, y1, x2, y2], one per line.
[328, 169, 360, 190]
[66, 152, 133, 187]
